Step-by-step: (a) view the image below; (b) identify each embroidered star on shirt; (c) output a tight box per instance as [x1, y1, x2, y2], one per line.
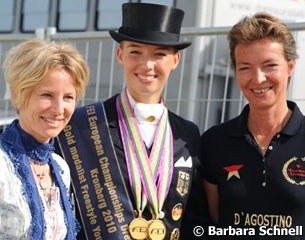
[224, 164, 244, 181]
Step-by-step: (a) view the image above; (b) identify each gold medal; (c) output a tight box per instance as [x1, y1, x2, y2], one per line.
[147, 219, 166, 240]
[170, 228, 180, 240]
[128, 217, 148, 240]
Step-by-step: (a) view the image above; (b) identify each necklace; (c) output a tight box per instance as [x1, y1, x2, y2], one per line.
[252, 134, 268, 151]
[248, 109, 292, 152]
[31, 163, 49, 191]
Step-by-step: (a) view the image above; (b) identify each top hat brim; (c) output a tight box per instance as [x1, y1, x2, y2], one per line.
[109, 30, 191, 50]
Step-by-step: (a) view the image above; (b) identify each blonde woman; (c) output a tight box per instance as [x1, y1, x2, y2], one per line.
[0, 39, 89, 239]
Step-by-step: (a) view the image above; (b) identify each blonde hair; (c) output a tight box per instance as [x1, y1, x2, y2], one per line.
[3, 39, 90, 111]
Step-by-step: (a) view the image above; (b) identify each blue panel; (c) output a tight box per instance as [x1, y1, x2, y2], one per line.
[0, 0, 15, 32]
[59, 0, 88, 11]
[23, 0, 49, 12]
[58, 13, 87, 31]
[96, 0, 127, 29]
[22, 14, 49, 31]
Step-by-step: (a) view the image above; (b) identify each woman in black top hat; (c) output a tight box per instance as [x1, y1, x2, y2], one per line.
[105, 3, 209, 240]
[57, 2, 210, 240]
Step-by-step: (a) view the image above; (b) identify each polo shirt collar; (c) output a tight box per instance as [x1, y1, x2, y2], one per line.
[281, 101, 303, 136]
[227, 101, 303, 137]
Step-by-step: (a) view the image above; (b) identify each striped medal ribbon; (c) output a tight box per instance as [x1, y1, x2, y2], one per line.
[117, 89, 173, 240]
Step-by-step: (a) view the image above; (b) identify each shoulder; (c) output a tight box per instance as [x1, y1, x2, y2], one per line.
[103, 95, 119, 121]
[168, 110, 199, 136]
[168, 111, 200, 158]
[51, 153, 70, 187]
[103, 95, 118, 109]
[202, 104, 249, 140]
[201, 114, 243, 141]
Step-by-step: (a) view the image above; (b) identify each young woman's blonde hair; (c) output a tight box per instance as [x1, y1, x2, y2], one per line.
[2, 39, 90, 111]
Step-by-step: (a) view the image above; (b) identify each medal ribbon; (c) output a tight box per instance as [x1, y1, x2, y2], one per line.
[117, 89, 173, 218]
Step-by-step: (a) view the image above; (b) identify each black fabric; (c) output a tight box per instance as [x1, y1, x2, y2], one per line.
[200, 101, 305, 240]
[104, 95, 210, 239]
[109, 3, 191, 50]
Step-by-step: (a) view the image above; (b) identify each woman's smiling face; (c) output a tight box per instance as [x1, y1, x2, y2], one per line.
[235, 39, 295, 110]
[117, 41, 180, 104]
[18, 67, 77, 143]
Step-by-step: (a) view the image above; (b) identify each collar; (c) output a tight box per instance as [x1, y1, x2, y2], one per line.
[227, 101, 304, 137]
[126, 89, 165, 124]
[17, 123, 54, 164]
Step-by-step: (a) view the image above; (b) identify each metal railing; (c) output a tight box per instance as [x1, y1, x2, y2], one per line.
[1, 23, 305, 132]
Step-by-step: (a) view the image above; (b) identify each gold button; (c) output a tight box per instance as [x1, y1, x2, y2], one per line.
[146, 116, 156, 122]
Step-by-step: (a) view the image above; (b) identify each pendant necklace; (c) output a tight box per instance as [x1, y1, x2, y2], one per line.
[31, 163, 49, 191]
[248, 120, 269, 152]
[252, 134, 268, 151]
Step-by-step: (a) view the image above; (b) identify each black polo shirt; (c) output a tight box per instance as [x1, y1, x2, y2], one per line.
[201, 101, 305, 239]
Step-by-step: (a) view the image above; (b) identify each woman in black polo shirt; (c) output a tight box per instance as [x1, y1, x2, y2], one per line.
[201, 12, 305, 239]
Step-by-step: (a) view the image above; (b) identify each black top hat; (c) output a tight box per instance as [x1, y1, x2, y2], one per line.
[109, 3, 191, 50]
